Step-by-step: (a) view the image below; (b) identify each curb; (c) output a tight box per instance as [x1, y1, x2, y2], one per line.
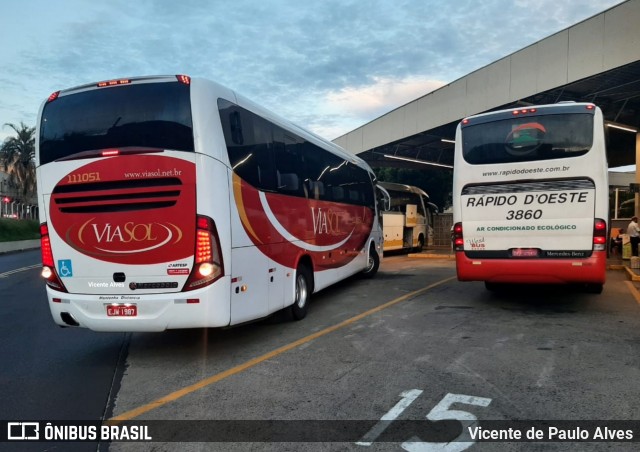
[624, 266, 640, 282]
[407, 252, 455, 260]
[0, 239, 40, 255]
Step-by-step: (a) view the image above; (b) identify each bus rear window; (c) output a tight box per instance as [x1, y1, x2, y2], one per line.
[40, 82, 194, 164]
[462, 113, 594, 165]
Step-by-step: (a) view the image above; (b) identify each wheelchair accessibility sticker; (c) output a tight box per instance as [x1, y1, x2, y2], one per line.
[57, 260, 73, 278]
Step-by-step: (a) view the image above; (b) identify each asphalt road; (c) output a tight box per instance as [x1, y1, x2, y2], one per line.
[0, 249, 127, 452]
[2, 251, 640, 451]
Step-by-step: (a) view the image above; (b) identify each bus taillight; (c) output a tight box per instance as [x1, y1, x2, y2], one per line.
[40, 223, 68, 292]
[47, 91, 60, 103]
[512, 108, 537, 115]
[183, 215, 224, 291]
[97, 78, 131, 87]
[453, 222, 464, 250]
[593, 219, 607, 251]
[176, 75, 191, 85]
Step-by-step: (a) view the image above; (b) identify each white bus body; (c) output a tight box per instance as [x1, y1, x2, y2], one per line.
[452, 103, 608, 292]
[378, 182, 436, 252]
[36, 75, 382, 331]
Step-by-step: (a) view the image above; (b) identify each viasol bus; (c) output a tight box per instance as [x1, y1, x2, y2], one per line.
[452, 103, 608, 293]
[36, 75, 382, 331]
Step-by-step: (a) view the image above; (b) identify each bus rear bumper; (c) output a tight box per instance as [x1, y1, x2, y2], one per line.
[455, 251, 607, 285]
[45, 279, 232, 332]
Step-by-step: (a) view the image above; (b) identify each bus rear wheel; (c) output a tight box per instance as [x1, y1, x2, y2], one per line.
[484, 281, 501, 292]
[290, 265, 311, 320]
[361, 245, 379, 279]
[585, 283, 603, 294]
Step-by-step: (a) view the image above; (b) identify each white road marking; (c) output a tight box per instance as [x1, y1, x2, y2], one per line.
[356, 389, 423, 446]
[0, 264, 40, 278]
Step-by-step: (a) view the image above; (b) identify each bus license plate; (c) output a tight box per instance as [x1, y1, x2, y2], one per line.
[512, 248, 539, 257]
[106, 304, 137, 317]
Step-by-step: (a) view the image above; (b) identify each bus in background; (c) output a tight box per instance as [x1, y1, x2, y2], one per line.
[452, 103, 608, 293]
[36, 75, 382, 332]
[378, 182, 437, 252]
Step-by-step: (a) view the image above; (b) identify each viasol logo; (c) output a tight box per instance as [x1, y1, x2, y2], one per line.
[311, 207, 343, 236]
[61, 215, 191, 264]
[74, 218, 183, 254]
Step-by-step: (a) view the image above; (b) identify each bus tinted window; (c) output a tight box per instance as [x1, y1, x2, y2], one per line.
[40, 82, 194, 164]
[462, 113, 593, 165]
[219, 99, 278, 192]
[387, 191, 425, 216]
[273, 130, 306, 196]
[219, 99, 374, 209]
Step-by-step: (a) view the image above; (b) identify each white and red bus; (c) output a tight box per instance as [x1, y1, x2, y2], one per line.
[378, 182, 437, 252]
[36, 75, 382, 331]
[452, 103, 608, 293]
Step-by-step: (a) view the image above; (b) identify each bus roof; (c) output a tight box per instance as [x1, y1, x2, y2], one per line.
[43, 74, 374, 176]
[461, 102, 597, 128]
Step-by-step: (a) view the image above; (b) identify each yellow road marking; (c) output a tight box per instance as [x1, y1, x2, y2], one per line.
[110, 275, 456, 421]
[625, 280, 640, 305]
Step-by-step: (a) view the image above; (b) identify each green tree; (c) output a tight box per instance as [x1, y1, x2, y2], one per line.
[0, 122, 36, 201]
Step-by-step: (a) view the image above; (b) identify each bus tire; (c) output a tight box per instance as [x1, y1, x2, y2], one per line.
[415, 235, 425, 252]
[585, 283, 603, 294]
[290, 265, 311, 320]
[361, 245, 379, 279]
[484, 281, 500, 292]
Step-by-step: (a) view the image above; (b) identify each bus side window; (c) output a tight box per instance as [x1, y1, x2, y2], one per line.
[420, 195, 428, 221]
[219, 100, 276, 192]
[277, 171, 300, 192]
[303, 140, 341, 203]
[332, 186, 344, 202]
[274, 130, 306, 198]
[308, 181, 324, 200]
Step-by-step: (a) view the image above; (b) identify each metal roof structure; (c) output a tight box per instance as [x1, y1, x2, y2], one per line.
[334, 0, 640, 171]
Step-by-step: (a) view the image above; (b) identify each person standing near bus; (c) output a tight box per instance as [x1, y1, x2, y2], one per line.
[627, 216, 640, 256]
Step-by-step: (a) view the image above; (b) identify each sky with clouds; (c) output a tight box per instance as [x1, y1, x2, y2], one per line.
[0, 0, 625, 143]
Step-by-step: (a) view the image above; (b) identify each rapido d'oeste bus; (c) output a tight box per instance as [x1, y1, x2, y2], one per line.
[36, 75, 383, 331]
[452, 103, 608, 293]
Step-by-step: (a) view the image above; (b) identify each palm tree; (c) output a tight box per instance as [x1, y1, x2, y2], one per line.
[0, 122, 36, 202]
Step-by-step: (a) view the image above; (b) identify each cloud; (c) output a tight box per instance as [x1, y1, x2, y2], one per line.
[258, 76, 445, 141]
[325, 76, 445, 119]
[0, 0, 625, 145]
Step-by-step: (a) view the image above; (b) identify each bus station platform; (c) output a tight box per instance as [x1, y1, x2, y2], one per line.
[407, 247, 454, 260]
[609, 254, 640, 281]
